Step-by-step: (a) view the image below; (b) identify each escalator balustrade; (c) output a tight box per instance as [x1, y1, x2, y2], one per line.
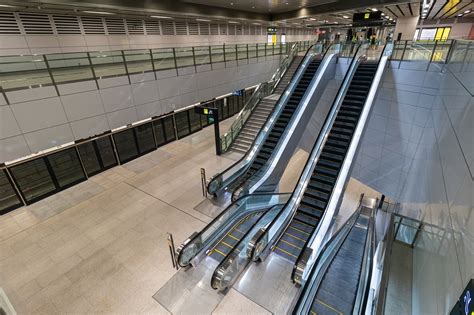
[274, 62, 378, 262]
[227, 59, 322, 198]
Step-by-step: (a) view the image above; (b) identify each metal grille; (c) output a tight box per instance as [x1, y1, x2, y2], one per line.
[19, 13, 53, 34]
[174, 20, 187, 35]
[228, 24, 235, 35]
[0, 12, 21, 34]
[145, 20, 160, 35]
[126, 19, 144, 34]
[210, 23, 219, 35]
[219, 24, 227, 35]
[187, 21, 198, 35]
[105, 18, 126, 34]
[250, 25, 256, 35]
[161, 20, 175, 35]
[198, 22, 209, 35]
[81, 16, 105, 34]
[236, 25, 242, 35]
[53, 15, 81, 34]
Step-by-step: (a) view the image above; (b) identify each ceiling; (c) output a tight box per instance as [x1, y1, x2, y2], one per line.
[180, 0, 338, 14]
[424, 0, 474, 19]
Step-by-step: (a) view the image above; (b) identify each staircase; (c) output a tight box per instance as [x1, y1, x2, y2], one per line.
[229, 56, 304, 154]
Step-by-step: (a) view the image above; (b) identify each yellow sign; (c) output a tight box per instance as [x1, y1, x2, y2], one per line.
[204, 108, 208, 115]
[364, 13, 370, 19]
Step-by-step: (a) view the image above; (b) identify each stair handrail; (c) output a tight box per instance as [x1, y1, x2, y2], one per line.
[220, 42, 300, 153]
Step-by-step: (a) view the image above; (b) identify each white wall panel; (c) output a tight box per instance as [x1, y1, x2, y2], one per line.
[6, 86, 57, 104]
[100, 85, 134, 112]
[70, 114, 110, 140]
[106, 107, 138, 129]
[131, 81, 160, 106]
[0, 106, 22, 138]
[61, 90, 105, 121]
[136, 101, 161, 120]
[57, 80, 97, 96]
[11, 97, 67, 133]
[23, 123, 74, 153]
[0, 135, 30, 162]
[25, 35, 60, 48]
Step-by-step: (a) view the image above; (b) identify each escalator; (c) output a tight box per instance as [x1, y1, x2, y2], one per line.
[226, 59, 322, 197]
[292, 198, 377, 315]
[273, 61, 378, 262]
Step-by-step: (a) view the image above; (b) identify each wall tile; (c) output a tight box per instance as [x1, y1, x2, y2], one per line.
[11, 97, 68, 133]
[57, 80, 97, 96]
[100, 85, 134, 112]
[6, 86, 57, 104]
[0, 106, 22, 138]
[157, 76, 180, 99]
[23, 124, 74, 153]
[0, 135, 31, 162]
[61, 90, 105, 121]
[136, 101, 162, 120]
[106, 107, 138, 129]
[131, 81, 160, 105]
[70, 115, 110, 140]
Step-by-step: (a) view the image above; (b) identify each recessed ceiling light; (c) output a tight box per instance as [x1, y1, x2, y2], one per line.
[309, 18, 316, 21]
[334, 21, 338, 24]
[150, 15, 173, 19]
[342, 15, 349, 18]
[381, 13, 385, 16]
[464, 10, 471, 13]
[0, 4, 17, 8]
[252, 22, 261, 25]
[371, 8, 378, 11]
[228, 21, 239, 24]
[457, 14, 463, 17]
[196, 18, 211, 22]
[230, 2, 234, 5]
[82, 10, 115, 15]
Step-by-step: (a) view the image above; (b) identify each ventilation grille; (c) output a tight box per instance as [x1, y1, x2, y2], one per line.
[198, 23, 209, 35]
[19, 13, 53, 34]
[228, 24, 235, 35]
[236, 25, 242, 35]
[0, 12, 20, 34]
[219, 24, 227, 35]
[175, 20, 187, 35]
[126, 19, 144, 34]
[145, 20, 160, 35]
[105, 18, 126, 34]
[187, 21, 198, 35]
[210, 24, 219, 35]
[161, 20, 174, 35]
[81, 16, 105, 34]
[53, 15, 81, 34]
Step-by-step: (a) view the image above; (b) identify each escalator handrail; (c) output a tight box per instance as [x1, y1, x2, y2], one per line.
[210, 202, 286, 291]
[176, 192, 291, 268]
[206, 43, 329, 195]
[248, 43, 363, 263]
[292, 197, 366, 314]
[293, 41, 393, 283]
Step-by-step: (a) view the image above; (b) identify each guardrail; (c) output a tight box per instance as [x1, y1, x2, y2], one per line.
[0, 41, 313, 94]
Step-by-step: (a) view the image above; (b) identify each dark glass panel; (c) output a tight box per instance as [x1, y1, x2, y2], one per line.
[0, 170, 23, 214]
[78, 142, 101, 176]
[10, 158, 56, 203]
[113, 129, 139, 163]
[217, 101, 224, 121]
[47, 148, 86, 188]
[96, 136, 117, 169]
[175, 111, 190, 139]
[152, 120, 166, 146]
[162, 116, 176, 142]
[135, 123, 156, 154]
[188, 109, 202, 133]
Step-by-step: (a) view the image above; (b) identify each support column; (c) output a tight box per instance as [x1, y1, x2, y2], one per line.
[393, 16, 420, 41]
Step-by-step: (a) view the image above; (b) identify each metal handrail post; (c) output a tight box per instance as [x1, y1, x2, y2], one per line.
[42, 55, 60, 96]
[120, 50, 132, 84]
[427, 40, 438, 71]
[172, 48, 179, 75]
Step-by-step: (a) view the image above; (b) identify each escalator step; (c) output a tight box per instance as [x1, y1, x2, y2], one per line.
[308, 180, 333, 193]
[298, 203, 325, 218]
[320, 151, 344, 163]
[333, 121, 356, 129]
[318, 158, 341, 170]
[331, 126, 354, 136]
[301, 195, 328, 211]
[323, 144, 346, 156]
[326, 138, 349, 149]
[294, 211, 320, 226]
[329, 132, 351, 141]
[305, 187, 330, 201]
[311, 173, 336, 185]
[316, 165, 339, 177]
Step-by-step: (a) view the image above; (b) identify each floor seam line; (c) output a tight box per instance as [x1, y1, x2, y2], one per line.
[123, 181, 211, 224]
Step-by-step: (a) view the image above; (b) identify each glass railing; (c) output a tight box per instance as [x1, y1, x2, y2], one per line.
[0, 40, 312, 92]
[211, 203, 286, 291]
[250, 43, 365, 264]
[444, 39, 474, 95]
[206, 43, 324, 195]
[176, 193, 290, 268]
[219, 43, 300, 153]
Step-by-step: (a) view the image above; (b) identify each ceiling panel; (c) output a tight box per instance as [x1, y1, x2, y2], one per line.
[180, 0, 337, 13]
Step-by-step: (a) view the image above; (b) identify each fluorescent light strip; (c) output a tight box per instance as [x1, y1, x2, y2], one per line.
[150, 15, 173, 19]
[196, 18, 211, 22]
[82, 10, 115, 15]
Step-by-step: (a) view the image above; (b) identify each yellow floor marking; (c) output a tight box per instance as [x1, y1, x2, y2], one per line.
[285, 232, 306, 242]
[311, 311, 317, 315]
[279, 238, 302, 249]
[222, 241, 233, 248]
[315, 299, 343, 315]
[274, 246, 297, 258]
[234, 228, 245, 234]
[289, 225, 310, 235]
[213, 248, 226, 256]
[228, 234, 239, 241]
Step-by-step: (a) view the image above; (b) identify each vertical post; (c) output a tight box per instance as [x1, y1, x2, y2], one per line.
[399, 40, 408, 69]
[42, 55, 60, 96]
[120, 50, 131, 85]
[200, 168, 207, 197]
[235, 44, 238, 62]
[149, 49, 158, 80]
[246, 43, 249, 60]
[5, 167, 26, 206]
[166, 233, 179, 270]
[213, 108, 221, 156]
[208, 45, 213, 69]
[427, 40, 438, 71]
[223, 43, 226, 64]
[109, 133, 122, 165]
[172, 48, 179, 76]
[74, 146, 89, 180]
[86, 52, 100, 90]
[256, 44, 259, 58]
[264, 43, 267, 56]
[192, 46, 197, 72]
[0, 86, 10, 105]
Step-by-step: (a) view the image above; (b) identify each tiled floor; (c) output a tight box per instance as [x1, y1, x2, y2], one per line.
[0, 120, 253, 314]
